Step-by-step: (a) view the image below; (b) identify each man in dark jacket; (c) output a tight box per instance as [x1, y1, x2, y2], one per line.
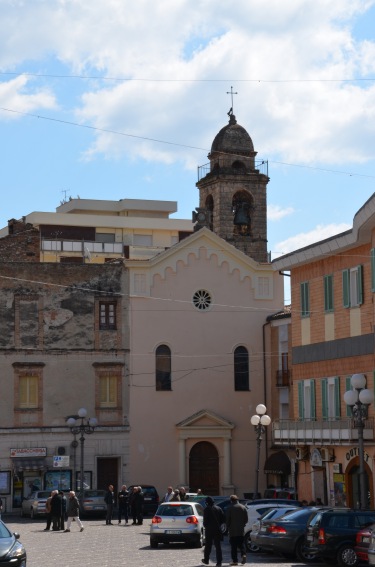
[117, 484, 129, 524]
[104, 484, 115, 525]
[134, 486, 144, 525]
[226, 494, 248, 565]
[50, 490, 62, 531]
[202, 496, 225, 567]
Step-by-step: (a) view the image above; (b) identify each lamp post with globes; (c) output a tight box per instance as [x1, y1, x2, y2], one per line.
[343, 374, 373, 510]
[251, 404, 271, 500]
[67, 408, 98, 499]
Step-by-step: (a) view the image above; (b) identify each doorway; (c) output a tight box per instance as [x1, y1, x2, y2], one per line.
[189, 441, 219, 494]
[97, 457, 119, 493]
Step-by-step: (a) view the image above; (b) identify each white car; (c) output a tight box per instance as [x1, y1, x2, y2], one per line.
[150, 501, 205, 548]
[244, 502, 298, 552]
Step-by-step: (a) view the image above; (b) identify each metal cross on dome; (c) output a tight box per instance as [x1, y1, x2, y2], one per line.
[226, 86, 238, 115]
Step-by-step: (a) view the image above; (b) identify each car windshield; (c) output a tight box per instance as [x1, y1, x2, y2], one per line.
[277, 508, 315, 521]
[159, 504, 194, 516]
[34, 491, 50, 498]
[0, 522, 11, 538]
[83, 491, 104, 497]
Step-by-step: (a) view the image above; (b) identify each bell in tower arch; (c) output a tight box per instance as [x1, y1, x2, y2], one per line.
[233, 201, 251, 225]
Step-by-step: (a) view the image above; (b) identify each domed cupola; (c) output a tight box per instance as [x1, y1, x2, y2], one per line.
[210, 114, 256, 159]
[194, 112, 269, 263]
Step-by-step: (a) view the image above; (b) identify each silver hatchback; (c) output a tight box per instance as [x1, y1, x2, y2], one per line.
[150, 502, 205, 548]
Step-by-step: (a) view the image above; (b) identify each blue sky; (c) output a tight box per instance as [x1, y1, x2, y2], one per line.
[1, 1, 375, 303]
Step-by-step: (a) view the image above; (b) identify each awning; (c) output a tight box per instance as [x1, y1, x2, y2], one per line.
[264, 451, 291, 475]
[12, 458, 47, 472]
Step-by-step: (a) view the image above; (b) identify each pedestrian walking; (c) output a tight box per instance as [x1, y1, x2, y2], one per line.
[202, 496, 225, 567]
[117, 484, 129, 524]
[226, 494, 248, 566]
[162, 486, 173, 502]
[105, 484, 115, 525]
[64, 491, 84, 532]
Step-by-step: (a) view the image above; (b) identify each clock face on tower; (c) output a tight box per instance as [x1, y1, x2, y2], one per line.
[197, 211, 206, 222]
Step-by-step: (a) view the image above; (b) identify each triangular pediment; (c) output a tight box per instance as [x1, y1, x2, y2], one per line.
[126, 227, 273, 275]
[177, 409, 234, 430]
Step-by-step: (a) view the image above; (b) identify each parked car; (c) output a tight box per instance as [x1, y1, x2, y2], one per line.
[366, 525, 375, 565]
[355, 525, 374, 563]
[79, 490, 107, 517]
[244, 501, 301, 552]
[0, 520, 26, 567]
[250, 506, 299, 541]
[264, 488, 298, 500]
[20, 490, 51, 518]
[128, 485, 159, 516]
[305, 508, 375, 567]
[251, 506, 319, 562]
[150, 501, 205, 548]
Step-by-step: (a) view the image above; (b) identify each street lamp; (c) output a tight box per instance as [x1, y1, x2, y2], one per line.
[251, 404, 271, 500]
[67, 408, 98, 498]
[343, 374, 373, 509]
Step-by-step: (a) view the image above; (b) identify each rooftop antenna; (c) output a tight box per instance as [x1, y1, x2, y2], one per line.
[60, 189, 70, 205]
[226, 86, 238, 116]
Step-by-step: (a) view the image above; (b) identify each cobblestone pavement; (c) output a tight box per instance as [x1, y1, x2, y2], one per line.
[3, 515, 319, 567]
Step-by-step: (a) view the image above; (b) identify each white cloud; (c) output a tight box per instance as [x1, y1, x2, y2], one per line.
[273, 223, 352, 256]
[1, 0, 375, 167]
[267, 204, 295, 221]
[0, 76, 56, 117]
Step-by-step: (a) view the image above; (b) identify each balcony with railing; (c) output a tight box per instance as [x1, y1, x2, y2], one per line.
[272, 417, 375, 446]
[276, 369, 291, 387]
[197, 159, 269, 181]
[42, 239, 123, 255]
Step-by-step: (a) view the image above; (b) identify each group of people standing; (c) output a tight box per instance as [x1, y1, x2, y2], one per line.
[45, 490, 83, 533]
[104, 484, 144, 526]
[203, 494, 248, 567]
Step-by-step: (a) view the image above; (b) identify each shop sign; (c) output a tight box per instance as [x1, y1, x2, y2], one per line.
[53, 456, 70, 468]
[344, 447, 372, 470]
[310, 448, 323, 467]
[10, 447, 47, 458]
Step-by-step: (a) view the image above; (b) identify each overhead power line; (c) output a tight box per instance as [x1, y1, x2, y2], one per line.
[1, 106, 374, 179]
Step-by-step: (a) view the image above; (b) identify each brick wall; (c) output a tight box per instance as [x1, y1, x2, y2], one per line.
[0, 219, 40, 262]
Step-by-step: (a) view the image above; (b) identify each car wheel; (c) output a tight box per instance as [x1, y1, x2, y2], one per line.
[295, 538, 318, 563]
[30, 508, 35, 519]
[337, 545, 358, 567]
[245, 531, 260, 553]
[150, 538, 158, 548]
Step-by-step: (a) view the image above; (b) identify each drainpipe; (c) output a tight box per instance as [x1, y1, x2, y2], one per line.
[263, 320, 271, 463]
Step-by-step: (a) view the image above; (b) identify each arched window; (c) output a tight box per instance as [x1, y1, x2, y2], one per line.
[234, 346, 249, 391]
[156, 345, 171, 391]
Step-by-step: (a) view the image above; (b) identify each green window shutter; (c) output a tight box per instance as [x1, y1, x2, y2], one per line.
[357, 265, 363, 305]
[322, 379, 328, 419]
[345, 376, 352, 417]
[310, 379, 316, 419]
[342, 269, 350, 308]
[334, 377, 341, 418]
[371, 249, 375, 292]
[298, 381, 304, 419]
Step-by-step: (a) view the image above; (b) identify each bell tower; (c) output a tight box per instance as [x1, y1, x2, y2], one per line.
[194, 112, 269, 263]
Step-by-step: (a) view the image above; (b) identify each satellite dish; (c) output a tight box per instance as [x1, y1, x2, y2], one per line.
[84, 246, 92, 261]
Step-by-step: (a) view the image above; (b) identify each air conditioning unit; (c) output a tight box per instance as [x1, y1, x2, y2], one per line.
[320, 448, 334, 462]
[296, 447, 308, 461]
[56, 446, 67, 456]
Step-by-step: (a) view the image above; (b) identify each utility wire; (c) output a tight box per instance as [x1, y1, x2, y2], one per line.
[1, 106, 374, 179]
